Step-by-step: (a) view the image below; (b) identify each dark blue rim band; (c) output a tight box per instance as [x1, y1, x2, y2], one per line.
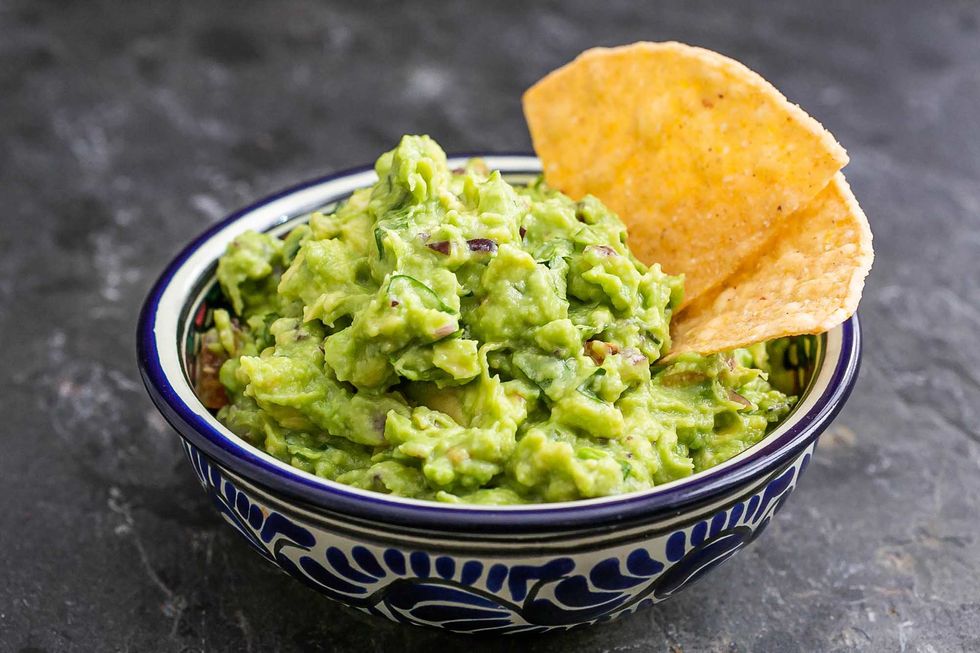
[137, 155, 862, 535]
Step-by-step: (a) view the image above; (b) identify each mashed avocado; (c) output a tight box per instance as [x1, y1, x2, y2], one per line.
[199, 135, 796, 504]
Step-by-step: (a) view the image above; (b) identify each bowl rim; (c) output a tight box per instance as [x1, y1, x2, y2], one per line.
[137, 153, 862, 534]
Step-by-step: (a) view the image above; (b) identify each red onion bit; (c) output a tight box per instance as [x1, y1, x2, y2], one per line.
[622, 347, 647, 366]
[587, 244, 618, 257]
[727, 389, 753, 408]
[427, 241, 451, 255]
[433, 323, 458, 339]
[466, 238, 497, 253]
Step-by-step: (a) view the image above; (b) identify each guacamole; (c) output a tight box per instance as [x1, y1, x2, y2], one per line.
[197, 135, 796, 504]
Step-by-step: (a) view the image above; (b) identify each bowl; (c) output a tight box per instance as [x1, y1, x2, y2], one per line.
[137, 155, 861, 634]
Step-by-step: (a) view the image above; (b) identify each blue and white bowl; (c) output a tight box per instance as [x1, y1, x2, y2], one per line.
[137, 155, 861, 635]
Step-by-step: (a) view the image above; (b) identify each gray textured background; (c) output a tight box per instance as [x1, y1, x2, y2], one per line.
[2, 1, 979, 651]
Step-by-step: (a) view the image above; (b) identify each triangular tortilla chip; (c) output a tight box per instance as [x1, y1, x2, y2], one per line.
[670, 173, 873, 355]
[523, 41, 849, 307]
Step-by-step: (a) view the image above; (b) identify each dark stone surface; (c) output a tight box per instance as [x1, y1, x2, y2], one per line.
[2, 0, 978, 650]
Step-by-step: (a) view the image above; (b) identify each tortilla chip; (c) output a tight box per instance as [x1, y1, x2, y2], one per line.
[669, 173, 873, 356]
[523, 42, 849, 307]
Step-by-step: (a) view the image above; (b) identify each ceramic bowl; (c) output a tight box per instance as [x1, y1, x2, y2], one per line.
[137, 155, 861, 634]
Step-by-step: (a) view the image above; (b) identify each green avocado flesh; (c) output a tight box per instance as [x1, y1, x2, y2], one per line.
[198, 135, 798, 505]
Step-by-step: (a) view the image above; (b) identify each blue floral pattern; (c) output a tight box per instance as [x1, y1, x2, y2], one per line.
[183, 442, 813, 634]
